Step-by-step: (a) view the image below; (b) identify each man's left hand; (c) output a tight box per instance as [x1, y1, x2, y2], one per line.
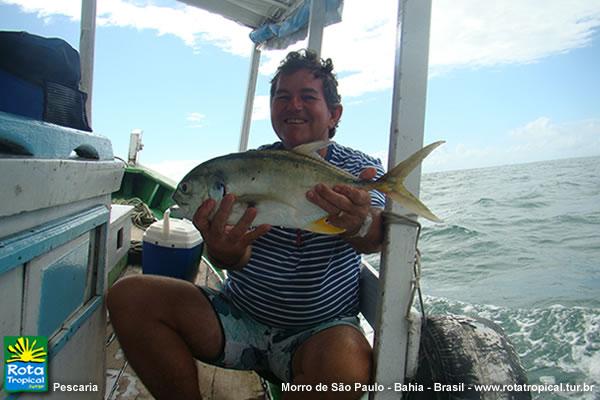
[306, 168, 376, 236]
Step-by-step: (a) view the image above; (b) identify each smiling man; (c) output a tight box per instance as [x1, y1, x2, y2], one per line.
[270, 53, 342, 151]
[107, 49, 386, 400]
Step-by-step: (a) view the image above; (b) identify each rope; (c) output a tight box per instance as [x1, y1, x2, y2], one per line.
[260, 377, 275, 400]
[112, 198, 156, 266]
[113, 197, 157, 229]
[412, 249, 426, 322]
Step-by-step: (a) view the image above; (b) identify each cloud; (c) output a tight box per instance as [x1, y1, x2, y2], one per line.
[249, 0, 600, 98]
[422, 143, 501, 172]
[186, 111, 206, 128]
[508, 117, 600, 157]
[1, 0, 252, 56]
[374, 117, 600, 172]
[97, 0, 252, 56]
[4, 0, 600, 97]
[429, 0, 600, 72]
[251, 95, 270, 121]
[256, 0, 398, 98]
[0, 0, 80, 20]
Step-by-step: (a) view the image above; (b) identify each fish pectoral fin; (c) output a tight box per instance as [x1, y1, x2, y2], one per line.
[291, 140, 331, 158]
[306, 217, 346, 235]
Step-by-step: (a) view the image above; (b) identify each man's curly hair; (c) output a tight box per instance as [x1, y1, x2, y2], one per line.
[270, 49, 342, 138]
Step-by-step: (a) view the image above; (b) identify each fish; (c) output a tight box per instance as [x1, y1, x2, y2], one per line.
[171, 141, 444, 234]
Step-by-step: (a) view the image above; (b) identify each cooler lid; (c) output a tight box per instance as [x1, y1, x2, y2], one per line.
[143, 218, 202, 249]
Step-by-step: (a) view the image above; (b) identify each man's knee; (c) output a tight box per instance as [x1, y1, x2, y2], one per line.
[294, 325, 372, 385]
[107, 275, 223, 361]
[106, 274, 146, 315]
[106, 275, 175, 324]
[331, 330, 371, 384]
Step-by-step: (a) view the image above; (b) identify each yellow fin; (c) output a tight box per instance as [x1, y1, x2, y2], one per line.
[306, 217, 346, 235]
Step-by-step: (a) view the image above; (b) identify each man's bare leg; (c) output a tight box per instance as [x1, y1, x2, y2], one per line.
[284, 325, 372, 400]
[106, 275, 223, 400]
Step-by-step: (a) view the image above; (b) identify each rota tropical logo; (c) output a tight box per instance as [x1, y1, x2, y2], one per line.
[3, 336, 48, 393]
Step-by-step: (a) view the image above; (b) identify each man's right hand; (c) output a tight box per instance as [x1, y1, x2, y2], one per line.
[192, 194, 271, 270]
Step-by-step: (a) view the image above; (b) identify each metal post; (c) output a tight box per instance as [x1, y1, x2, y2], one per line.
[238, 43, 261, 152]
[371, 0, 432, 398]
[80, 0, 97, 125]
[307, 0, 326, 56]
[128, 129, 144, 165]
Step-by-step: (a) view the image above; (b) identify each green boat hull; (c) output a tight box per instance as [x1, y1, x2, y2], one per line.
[112, 165, 177, 220]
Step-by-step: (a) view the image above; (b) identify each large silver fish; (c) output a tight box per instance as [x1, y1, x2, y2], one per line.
[172, 141, 444, 233]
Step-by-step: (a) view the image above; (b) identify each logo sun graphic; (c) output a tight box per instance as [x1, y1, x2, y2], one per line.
[7, 337, 47, 363]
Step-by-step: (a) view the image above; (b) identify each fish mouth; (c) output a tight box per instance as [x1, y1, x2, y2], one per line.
[172, 193, 189, 208]
[171, 192, 184, 204]
[169, 205, 187, 219]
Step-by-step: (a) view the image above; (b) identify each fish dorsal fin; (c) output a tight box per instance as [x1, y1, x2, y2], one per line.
[291, 140, 331, 159]
[306, 217, 346, 235]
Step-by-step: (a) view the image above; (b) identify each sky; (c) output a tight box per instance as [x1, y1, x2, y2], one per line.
[1, 0, 599, 182]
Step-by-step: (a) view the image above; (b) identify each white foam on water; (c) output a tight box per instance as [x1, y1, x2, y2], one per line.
[539, 376, 555, 385]
[421, 295, 600, 400]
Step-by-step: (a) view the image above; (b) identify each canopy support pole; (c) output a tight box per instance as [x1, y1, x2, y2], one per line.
[80, 0, 97, 126]
[238, 43, 261, 152]
[307, 0, 326, 56]
[371, 0, 432, 398]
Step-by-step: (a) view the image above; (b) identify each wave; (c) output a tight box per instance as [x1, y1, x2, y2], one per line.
[421, 223, 482, 240]
[421, 296, 600, 400]
[475, 197, 498, 207]
[389, 157, 600, 398]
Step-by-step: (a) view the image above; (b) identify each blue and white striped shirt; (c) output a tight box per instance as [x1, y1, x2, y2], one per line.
[224, 142, 386, 328]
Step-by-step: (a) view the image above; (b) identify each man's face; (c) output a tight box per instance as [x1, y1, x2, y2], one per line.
[271, 69, 342, 149]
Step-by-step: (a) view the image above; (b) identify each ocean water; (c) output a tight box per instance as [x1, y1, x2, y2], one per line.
[367, 156, 600, 399]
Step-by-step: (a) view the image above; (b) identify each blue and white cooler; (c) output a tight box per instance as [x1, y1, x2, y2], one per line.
[142, 210, 203, 281]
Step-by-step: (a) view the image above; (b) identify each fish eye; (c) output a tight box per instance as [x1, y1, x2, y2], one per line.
[179, 182, 189, 193]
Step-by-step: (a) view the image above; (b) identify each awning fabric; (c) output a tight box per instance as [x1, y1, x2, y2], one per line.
[249, 0, 343, 49]
[177, 0, 343, 49]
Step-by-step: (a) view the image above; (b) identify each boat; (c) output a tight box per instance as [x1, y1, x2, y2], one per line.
[0, 1, 531, 399]
[111, 130, 177, 222]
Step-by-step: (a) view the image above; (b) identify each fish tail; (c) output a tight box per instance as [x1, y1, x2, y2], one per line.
[368, 141, 444, 222]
